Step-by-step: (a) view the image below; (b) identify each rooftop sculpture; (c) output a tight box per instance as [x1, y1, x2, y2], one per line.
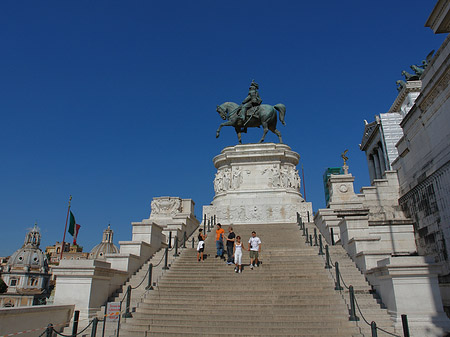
[216, 80, 286, 144]
[398, 50, 435, 90]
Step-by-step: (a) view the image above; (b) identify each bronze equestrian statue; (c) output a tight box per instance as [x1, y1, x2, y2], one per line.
[216, 81, 286, 144]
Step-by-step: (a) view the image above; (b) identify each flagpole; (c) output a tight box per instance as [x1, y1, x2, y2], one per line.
[60, 195, 72, 261]
[302, 164, 306, 201]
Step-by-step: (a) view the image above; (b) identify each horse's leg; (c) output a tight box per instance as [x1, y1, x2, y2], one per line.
[258, 123, 269, 143]
[269, 123, 283, 143]
[216, 120, 234, 138]
[273, 128, 283, 143]
[235, 127, 242, 144]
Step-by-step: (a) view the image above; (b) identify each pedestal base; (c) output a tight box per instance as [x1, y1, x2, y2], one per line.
[204, 143, 312, 224]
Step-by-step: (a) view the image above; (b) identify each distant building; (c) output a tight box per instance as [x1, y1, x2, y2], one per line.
[45, 242, 89, 265]
[0, 225, 51, 307]
[89, 225, 119, 260]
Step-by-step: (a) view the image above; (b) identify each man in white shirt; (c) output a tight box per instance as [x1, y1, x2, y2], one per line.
[248, 231, 262, 269]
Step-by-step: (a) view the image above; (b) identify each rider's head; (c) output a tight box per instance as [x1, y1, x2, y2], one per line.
[250, 80, 259, 89]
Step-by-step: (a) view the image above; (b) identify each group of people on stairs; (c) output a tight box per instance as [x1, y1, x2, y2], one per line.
[196, 223, 262, 274]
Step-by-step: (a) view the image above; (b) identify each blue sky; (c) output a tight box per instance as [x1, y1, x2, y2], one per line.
[0, 1, 446, 256]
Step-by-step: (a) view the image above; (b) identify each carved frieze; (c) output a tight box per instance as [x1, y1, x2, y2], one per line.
[150, 197, 181, 217]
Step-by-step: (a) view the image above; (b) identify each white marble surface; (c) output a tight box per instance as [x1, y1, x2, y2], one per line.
[205, 143, 312, 224]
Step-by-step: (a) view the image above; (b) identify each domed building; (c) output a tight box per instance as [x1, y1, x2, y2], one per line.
[89, 225, 119, 260]
[0, 225, 51, 307]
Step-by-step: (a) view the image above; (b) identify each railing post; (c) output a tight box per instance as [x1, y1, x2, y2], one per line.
[183, 231, 187, 248]
[192, 237, 195, 249]
[91, 317, 99, 337]
[314, 228, 318, 246]
[348, 285, 359, 321]
[371, 321, 378, 337]
[330, 228, 335, 245]
[145, 263, 153, 290]
[174, 236, 179, 257]
[214, 215, 216, 227]
[210, 216, 213, 229]
[122, 285, 133, 318]
[207, 219, 211, 232]
[309, 234, 313, 246]
[307, 211, 310, 222]
[162, 247, 169, 270]
[305, 228, 309, 243]
[203, 214, 206, 233]
[302, 223, 306, 236]
[318, 234, 324, 255]
[72, 310, 80, 337]
[102, 303, 107, 337]
[401, 314, 410, 337]
[46, 324, 53, 337]
[325, 245, 331, 269]
[168, 231, 172, 249]
[334, 262, 343, 290]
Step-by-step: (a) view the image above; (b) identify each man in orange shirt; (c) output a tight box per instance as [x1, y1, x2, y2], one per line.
[215, 223, 225, 259]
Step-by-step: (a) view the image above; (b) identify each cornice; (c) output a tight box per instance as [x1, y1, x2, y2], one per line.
[388, 81, 422, 114]
[360, 120, 379, 151]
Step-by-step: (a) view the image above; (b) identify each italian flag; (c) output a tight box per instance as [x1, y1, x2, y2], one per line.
[68, 211, 81, 245]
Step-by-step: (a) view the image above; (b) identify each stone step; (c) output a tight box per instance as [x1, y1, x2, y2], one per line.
[136, 302, 350, 311]
[123, 324, 361, 335]
[120, 331, 363, 337]
[128, 311, 352, 322]
[116, 223, 395, 336]
[123, 319, 359, 328]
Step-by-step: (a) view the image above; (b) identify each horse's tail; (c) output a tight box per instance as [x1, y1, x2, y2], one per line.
[274, 104, 286, 125]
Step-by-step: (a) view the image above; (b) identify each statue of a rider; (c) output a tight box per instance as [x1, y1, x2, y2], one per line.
[238, 80, 262, 123]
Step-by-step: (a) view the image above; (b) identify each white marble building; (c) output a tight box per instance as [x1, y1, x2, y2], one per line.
[392, 0, 450, 304]
[360, 81, 421, 183]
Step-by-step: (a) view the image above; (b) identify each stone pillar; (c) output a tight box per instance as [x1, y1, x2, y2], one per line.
[369, 257, 450, 337]
[368, 154, 376, 183]
[377, 144, 387, 177]
[53, 260, 128, 321]
[373, 149, 381, 179]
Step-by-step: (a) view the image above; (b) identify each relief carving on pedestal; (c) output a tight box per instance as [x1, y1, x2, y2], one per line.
[214, 167, 236, 193]
[262, 165, 301, 190]
[232, 166, 243, 189]
[150, 197, 182, 217]
[262, 165, 281, 187]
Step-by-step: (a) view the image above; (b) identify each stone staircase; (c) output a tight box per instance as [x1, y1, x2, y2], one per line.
[115, 222, 398, 337]
[61, 241, 185, 337]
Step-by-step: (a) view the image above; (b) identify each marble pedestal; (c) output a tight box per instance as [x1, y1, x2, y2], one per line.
[204, 143, 312, 224]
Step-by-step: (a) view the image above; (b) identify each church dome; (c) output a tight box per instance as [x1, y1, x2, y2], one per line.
[7, 225, 48, 272]
[89, 225, 119, 260]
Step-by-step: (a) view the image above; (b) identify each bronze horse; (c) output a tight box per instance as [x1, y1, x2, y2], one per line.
[216, 102, 286, 144]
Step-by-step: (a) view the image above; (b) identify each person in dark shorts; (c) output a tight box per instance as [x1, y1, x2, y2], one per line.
[226, 226, 236, 265]
[215, 223, 225, 259]
[197, 228, 206, 262]
[248, 231, 262, 269]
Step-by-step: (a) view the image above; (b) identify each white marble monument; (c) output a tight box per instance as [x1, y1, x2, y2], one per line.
[204, 143, 312, 224]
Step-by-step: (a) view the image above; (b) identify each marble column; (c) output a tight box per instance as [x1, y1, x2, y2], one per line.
[373, 149, 381, 179]
[377, 143, 387, 177]
[368, 154, 376, 183]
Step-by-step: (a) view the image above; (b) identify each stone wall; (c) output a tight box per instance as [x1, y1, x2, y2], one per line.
[399, 160, 450, 277]
[0, 304, 74, 337]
